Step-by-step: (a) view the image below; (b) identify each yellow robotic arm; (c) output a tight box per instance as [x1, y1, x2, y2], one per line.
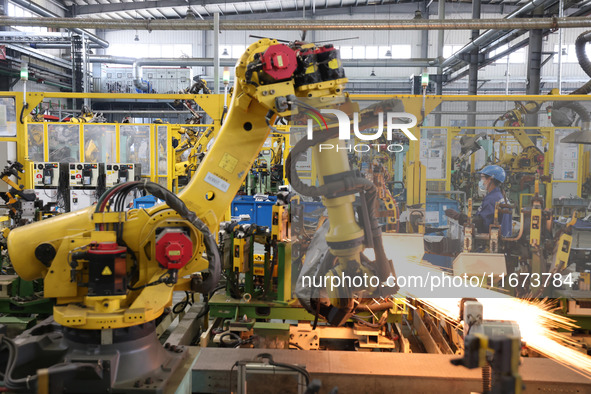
[7, 38, 354, 330]
[492, 101, 545, 172]
[174, 126, 217, 179]
[493, 101, 539, 149]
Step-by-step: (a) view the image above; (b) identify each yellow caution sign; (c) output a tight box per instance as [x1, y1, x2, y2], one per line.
[101, 266, 113, 276]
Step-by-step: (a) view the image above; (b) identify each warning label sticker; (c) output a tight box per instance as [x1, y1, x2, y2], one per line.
[219, 153, 238, 173]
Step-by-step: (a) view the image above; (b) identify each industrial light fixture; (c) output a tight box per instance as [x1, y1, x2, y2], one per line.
[413, 10, 423, 19]
[385, 5, 392, 58]
[134, 11, 140, 41]
[186, 7, 196, 19]
[222, 48, 229, 56]
[370, 69, 376, 77]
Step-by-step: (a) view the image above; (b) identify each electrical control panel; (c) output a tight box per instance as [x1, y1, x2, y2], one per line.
[105, 163, 141, 187]
[69, 190, 98, 211]
[67, 163, 102, 188]
[32, 162, 60, 188]
[34, 189, 58, 205]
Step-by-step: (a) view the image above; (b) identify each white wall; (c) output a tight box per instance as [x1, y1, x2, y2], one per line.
[93, 7, 591, 94]
[102, 29, 208, 75]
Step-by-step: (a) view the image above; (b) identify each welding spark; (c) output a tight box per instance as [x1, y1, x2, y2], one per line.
[380, 234, 591, 379]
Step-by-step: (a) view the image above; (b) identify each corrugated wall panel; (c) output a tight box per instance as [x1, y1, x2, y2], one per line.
[96, 9, 591, 93]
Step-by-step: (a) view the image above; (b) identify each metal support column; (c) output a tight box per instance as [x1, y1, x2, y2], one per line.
[467, 0, 481, 127]
[436, 0, 445, 126]
[0, 0, 7, 34]
[526, 4, 544, 127]
[71, 34, 84, 109]
[202, 30, 208, 79]
[420, 1, 429, 60]
[82, 33, 90, 107]
[213, 13, 220, 94]
[0, 0, 9, 92]
[557, 0, 564, 94]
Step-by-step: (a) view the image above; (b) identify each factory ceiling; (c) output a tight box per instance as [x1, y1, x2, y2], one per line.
[61, 0, 590, 20]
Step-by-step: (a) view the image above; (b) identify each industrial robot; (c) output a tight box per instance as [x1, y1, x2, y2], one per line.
[1, 38, 398, 392]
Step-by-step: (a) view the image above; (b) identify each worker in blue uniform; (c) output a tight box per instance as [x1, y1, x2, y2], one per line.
[446, 165, 512, 237]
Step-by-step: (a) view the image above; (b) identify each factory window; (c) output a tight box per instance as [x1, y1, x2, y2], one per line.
[218, 45, 246, 58]
[338, 46, 353, 59]
[553, 45, 591, 63]
[108, 43, 142, 58]
[490, 46, 508, 63]
[0, 98, 17, 137]
[128, 45, 147, 59]
[377, 45, 412, 59]
[232, 45, 246, 58]
[490, 45, 526, 64]
[378, 46, 391, 59]
[148, 45, 162, 58]
[161, 45, 174, 57]
[509, 48, 525, 63]
[108, 43, 192, 59]
[365, 46, 379, 59]
[339, 44, 410, 59]
[174, 44, 192, 58]
[7, 2, 48, 34]
[392, 45, 412, 59]
[352, 46, 366, 59]
[443, 45, 464, 59]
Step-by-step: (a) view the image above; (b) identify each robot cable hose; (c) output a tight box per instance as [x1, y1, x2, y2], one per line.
[95, 180, 222, 294]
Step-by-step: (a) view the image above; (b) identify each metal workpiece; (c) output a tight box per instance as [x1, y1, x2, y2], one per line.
[192, 348, 591, 393]
[2, 15, 591, 31]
